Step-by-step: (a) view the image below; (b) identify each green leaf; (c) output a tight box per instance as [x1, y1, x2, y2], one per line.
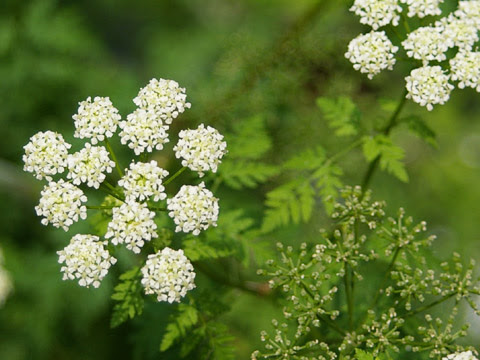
[312, 163, 343, 214]
[221, 159, 279, 189]
[261, 179, 315, 233]
[110, 267, 144, 328]
[317, 96, 360, 137]
[355, 349, 374, 360]
[226, 115, 272, 160]
[160, 303, 199, 352]
[362, 135, 408, 182]
[183, 237, 234, 262]
[400, 114, 437, 147]
[283, 145, 326, 171]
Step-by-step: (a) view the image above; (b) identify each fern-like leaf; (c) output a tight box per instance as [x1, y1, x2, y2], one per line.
[363, 135, 408, 182]
[226, 115, 272, 160]
[221, 159, 279, 189]
[183, 237, 234, 261]
[110, 267, 144, 328]
[317, 96, 360, 137]
[160, 303, 199, 352]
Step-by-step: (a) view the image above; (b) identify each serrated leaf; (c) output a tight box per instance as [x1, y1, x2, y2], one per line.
[283, 145, 327, 171]
[362, 135, 408, 182]
[221, 159, 279, 189]
[110, 267, 144, 328]
[160, 303, 199, 352]
[355, 349, 374, 360]
[183, 237, 234, 261]
[261, 180, 315, 233]
[226, 115, 272, 160]
[400, 114, 437, 147]
[313, 163, 343, 214]
[317, 96, 360, 137]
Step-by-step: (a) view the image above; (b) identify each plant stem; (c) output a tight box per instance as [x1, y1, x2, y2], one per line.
[150, 207, 167, 212]
[361, 89, 408, 191]
[344, 262, 354, 330]
[164, 167, 187, 186]
[104, 138, 124, 178]
[403, 293, 456, 319]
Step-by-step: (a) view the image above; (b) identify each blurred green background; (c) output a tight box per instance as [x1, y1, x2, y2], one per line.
[1, 0, 480, 358]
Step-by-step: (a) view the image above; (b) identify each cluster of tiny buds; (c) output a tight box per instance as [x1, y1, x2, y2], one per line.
[347, 0, 480, 111]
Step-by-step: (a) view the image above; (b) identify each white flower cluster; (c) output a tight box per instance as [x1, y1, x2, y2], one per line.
[23, 131, 71, 181]
[23, 78, 222, 301]
[133, 78, 191, 124]
[438, 14, 479, 50]
[35, 179, 87, 231]
[73, 96, 121, 144]
[0, 249, 12, 307]
[443, 351, 479, 360]
[450, 51, 480, 91]
[400, 0, 443, 18]
[119, 161, 169, 202]
[457, 1, 480, 27]
[345, 31, 399, 79]
[347, 0, 480, 111]
[57, 234, 117, 288]
[174, 124, 228, 177]
[105, 201, 158, 254]
[66, 143, 115, 189]
[167, 182, 219, 235]
[119, 108, 169, 155]
[141, 247, 196, 303]
[350, 0, 402, 30]
[402, 26, 451, 64]
[406, 66, 454, 111]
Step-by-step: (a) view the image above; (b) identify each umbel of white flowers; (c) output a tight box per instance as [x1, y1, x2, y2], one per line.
[346, 0, 480, 111]
[22, 78, 227, 301]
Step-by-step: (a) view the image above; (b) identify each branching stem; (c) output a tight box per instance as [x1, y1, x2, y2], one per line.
[164, 167, 187, 186]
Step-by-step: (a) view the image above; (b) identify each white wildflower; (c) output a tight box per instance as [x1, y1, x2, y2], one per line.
[350, 0, 402, 30]
[456, 1, 480, 28]
[345, 31, 398, 79]
[35, 179, 87, 231]
[133, 78, 191, 124]
[0, 249, 12, 307]
[141, 247, 196, 303]
[174, 124, 227, 177]
[118, 161, 169, 202]
[105, 201, 157, 254]
[402, 26, 452, 64]
[119, 108, 169, 155]
[437, 13, 479, 50]
[167, 182, 219, 236]
[73, 96, 121, 144]
[23, 131, 71, 181]
[450, 50, 480, 92]
[443, 351, 479, 360]
[400, 0, 443, 18]
[405, 65, 454, 111]
[57, 234, 116, 288]
[66, 143, 115, 189]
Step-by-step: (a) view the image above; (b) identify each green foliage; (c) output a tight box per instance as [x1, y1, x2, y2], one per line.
[317, 96, 361, 137]
[110, 267, 144, 328]
[221, 160, 279, 189]
[400, 115, 437, 147]
[220, 116, 279, 189]
[254, 187, 480, 359]
[183, 237, 234, 261]
[362, 135, 408, 182]
[160, 303, 199, 352]
[262, 145, 343, 232]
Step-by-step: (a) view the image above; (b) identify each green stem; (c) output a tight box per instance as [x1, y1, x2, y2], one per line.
[344, 262, 354, 330]
[361, 89, 408, 191]
[104, 138, 124, 178]
[164, 167, 187, 186]
[150, 207, 167, 212]
[327, 138, 363, 165]
[99, 184, 124, 202]
[403, 293, 456, 319]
